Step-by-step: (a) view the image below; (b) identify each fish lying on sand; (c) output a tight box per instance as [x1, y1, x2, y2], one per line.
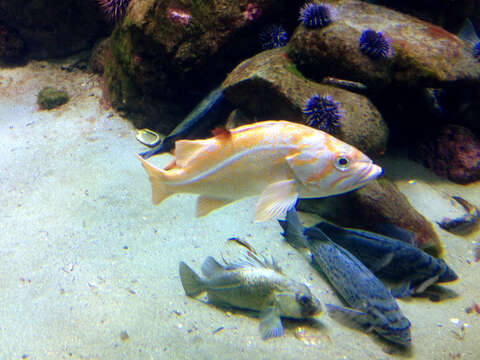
[138, 120, 382, 222]
[437, 196, 480, 234]
[313, 220, 458, 297]
[279, 208, 411, 346]
[179, 252, 323, 339]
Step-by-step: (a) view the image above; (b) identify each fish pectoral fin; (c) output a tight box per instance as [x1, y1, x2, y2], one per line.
[369, 252, 395, 272]
[390, 281, 413, 298]
[325, 304, 373, 331]
[196, 196, 234, 217]
[414, 275, 440, 294]
[254, 180, 298, 222]
[259, 306, 284, 340]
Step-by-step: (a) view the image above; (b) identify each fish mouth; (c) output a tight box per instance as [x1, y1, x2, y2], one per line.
[358, 162, 383, 183]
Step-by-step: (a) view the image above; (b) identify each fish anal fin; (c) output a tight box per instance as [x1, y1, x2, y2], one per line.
[137, 155, 173, 205]
[196, 196, 234, 217]
[254, 180, 298, 222]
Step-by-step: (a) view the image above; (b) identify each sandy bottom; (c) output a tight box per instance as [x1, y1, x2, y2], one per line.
[0, 59, 479, 359]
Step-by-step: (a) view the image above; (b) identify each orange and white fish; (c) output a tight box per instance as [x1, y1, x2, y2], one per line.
[137, 120, 382, 222]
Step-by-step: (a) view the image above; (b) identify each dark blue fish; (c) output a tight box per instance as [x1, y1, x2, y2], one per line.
[313, 220, 458, 297]
[279, 209, 411, 346]
[139, 87, 234, 159]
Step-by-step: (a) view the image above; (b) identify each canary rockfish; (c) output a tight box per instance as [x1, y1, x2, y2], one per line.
[138, 120, 382, 222]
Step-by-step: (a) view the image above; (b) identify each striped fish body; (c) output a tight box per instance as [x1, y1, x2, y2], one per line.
[139, 120, 382, 222]
[314, 221, 458, 295]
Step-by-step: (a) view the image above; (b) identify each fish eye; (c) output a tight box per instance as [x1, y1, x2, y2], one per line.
[297, 293, 312, 305]
[334, 155, 350, 171]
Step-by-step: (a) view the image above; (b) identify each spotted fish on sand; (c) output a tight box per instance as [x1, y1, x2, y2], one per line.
[180, 252, 323, 339]
[138, 120, 382, 222]
[279, 208, 412, 346]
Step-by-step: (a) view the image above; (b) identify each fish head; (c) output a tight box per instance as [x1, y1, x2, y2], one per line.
[274, 283, 322, 319]
[288, 135, 382, 197]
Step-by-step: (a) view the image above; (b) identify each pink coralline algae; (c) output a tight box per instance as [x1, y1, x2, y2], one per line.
[415, 125, 480, 184]
[243, 3, 262, 21]
[166, 7, 191, 26]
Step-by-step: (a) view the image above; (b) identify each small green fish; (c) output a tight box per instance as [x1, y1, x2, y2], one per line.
[179, 252, 323, 339]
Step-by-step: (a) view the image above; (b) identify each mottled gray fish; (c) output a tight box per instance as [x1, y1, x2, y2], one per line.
[314, 220, 458, 297]
[279, 209, 411, 346]
[179, 252, 322, 339]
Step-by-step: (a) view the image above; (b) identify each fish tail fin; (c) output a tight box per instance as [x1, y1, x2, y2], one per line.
[137, 155, 173, 205]
[179, 262, 205, 297]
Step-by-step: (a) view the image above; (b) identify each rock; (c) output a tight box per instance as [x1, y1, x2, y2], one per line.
[103, 0, 304, 130]
[37, 87, 70, 110]
[298, 177, 443, 257]
[222, 48, 388, 157]
[365, 0, 474, 33]
[0, 0, 108, 59]
[0, 25, 26, 63]
[288, 0, 480, 89]
[413, 124, 480, 184]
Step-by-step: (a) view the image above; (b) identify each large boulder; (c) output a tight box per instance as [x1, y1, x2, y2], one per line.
[103, 0, 304, 130]
[222, 48, 388, 157]
[288, 0, 480, 89]
[298, 177, 443, 257]
[412, 124, 480, 184]
[0, 0, 107, 60]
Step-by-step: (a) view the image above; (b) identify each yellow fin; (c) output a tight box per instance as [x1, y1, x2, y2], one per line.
[196, 196, 234, 217]
[174, 140, 209, 168]
[254, 180, 298, 222]
[137, 155, 173, 205]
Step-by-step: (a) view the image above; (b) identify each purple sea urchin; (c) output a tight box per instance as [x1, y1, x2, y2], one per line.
[473, 42, 480, 61]
[259, 24, 289, 49]
[98, 0, 130, 21]
[359, 29, 393, 59]
[303, 94, 342, 131]
[299, 2, 333, 29]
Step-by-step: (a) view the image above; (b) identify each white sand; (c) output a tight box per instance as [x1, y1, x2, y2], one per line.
[0, 60, 478, 359]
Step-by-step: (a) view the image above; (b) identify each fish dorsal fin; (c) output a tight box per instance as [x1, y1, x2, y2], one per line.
[254, 180, 298, 222]
[174, 139, 209, 168]
[457, 18, 479, 44]
[196, 196, 234, 217]
[201, 256, 224, 278]
[211, 126, 232, 140]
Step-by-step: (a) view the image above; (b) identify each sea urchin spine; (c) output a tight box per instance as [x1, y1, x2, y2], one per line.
[358, 29, 393, 59]
[97, 0, 130, 21]
[259, 24, 289, 49]
[303, 94, 342, 131]
[299, 2, 334, 29]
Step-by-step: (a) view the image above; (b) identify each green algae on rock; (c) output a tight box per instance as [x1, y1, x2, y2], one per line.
[288, 0, 480, 89]
[37, 87, 69, 110]
[103, 0, 300, 130]
[222, 48, 388, 158]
